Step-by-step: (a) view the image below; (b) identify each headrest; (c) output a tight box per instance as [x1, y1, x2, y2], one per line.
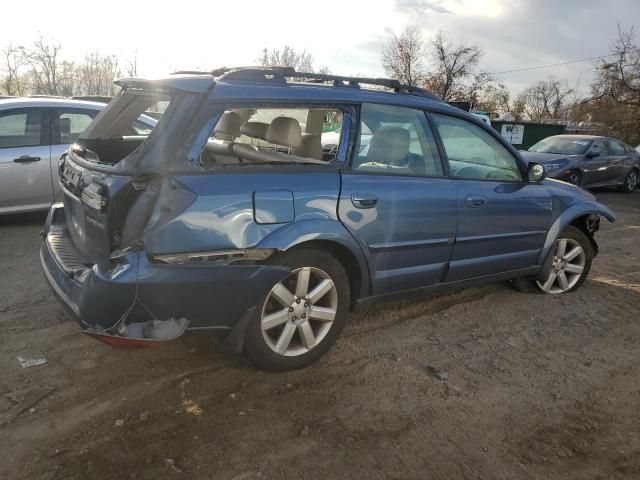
[367, 126, 410, 163]
[240, 121, 269, 140]
[59, 117, 71, 135]
[294, 133, 323, 160]
[214, 112, 242, 141]
[266, 117, 302, 148]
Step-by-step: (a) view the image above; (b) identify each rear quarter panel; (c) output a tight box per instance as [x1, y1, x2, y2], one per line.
[143, 171, 342, 253]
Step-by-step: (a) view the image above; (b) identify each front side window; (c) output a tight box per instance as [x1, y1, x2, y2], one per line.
[589, 140, 610, 156]
[352, 103, 443, 177]
[432, 113, 522, 181]
[0, 109, 43, 149]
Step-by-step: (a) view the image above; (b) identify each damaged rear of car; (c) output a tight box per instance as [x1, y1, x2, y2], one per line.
[41, 74, 296, 347]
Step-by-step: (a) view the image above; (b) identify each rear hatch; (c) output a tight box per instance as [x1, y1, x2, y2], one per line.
[57, 75, 214, 264]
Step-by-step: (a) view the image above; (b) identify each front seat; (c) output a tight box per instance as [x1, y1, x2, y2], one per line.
[233, 117, 325, 164]
[356, 126, 414, 174]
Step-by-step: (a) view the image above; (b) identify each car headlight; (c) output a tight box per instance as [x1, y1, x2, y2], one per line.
[544, 163, 566, 172]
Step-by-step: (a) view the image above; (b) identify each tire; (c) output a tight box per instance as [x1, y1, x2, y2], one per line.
[618, 169, 638, 193]
[567, 170, 582, 187]
[512, 225, 594, 295]
[243, 247, 350, 372]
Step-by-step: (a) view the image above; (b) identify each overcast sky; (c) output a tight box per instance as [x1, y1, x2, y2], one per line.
[2, 0, 639, 96]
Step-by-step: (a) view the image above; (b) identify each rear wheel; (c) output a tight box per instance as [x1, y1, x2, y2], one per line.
[618, 169, 638, 193]
[512, 226, 594, 294]
[243, 248, 350, 371]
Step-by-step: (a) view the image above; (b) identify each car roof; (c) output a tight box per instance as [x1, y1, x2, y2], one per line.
[0, 96, 157, 126]
[0, 97, 107, 110]
[115, 68, 463, 114]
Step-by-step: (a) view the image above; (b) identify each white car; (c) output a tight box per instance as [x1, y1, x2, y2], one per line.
[0, 97, 156, 214]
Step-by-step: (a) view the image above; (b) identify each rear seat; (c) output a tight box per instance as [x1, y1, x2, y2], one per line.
[233, 117, 325, 164]
[240, 121, 269, 145]
[206, 111, 242, 156]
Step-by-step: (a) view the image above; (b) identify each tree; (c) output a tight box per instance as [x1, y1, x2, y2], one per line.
[28, 36, 64, 95]
[381, 25, 425, 86]
[1, 44, 29, 96]
[586, 25, 640, 144]
[426, 30, 488, 101]
[473, 83, 512, 117]
[516, 78, 574, 121]
[258, 46, 314, 72]
[77, 52, 120, 96]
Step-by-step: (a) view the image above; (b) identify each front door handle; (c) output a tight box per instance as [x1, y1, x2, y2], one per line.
[466, 195, 487, 207]
[351, 193, 378, 209]
[13, 155, 41, 163]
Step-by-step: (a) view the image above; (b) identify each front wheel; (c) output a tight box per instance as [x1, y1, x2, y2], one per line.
[567, 170, 582, 187]
[243, 248, 350, 371]
[512, 225, 594, 294]
[618, 169, 638, 193]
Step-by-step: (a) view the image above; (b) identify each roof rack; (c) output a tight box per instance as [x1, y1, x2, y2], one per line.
[210, 66, 441, 101]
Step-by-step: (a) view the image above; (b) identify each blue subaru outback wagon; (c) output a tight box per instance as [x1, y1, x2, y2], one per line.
[41, 67, 615, 371]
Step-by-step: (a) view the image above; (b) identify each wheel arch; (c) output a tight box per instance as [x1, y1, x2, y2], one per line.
[257, 219, 371, 301]
[537, 201, 615, 266]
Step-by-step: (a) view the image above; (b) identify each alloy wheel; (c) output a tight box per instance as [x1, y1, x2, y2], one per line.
[536, 238, 586, 294]
[626, 171, 638, 191]
[568, 172, 581, 186]
[261, 267, 338, 356]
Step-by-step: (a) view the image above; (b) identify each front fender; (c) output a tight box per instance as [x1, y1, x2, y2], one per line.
[537, 200, 615, 264]
[256, 218, 371, 298]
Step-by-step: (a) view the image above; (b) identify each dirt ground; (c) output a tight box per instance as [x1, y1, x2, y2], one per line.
[1, 189, 639, 480]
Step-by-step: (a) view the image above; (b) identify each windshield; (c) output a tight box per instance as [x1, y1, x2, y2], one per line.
[528, 136, 591, 155]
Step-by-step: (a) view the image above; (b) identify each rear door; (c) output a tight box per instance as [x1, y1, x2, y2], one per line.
[430, 113, 552, 281]
[339, 103, 457, 295]
[582, 139, 613, 185]
[0, 107, 52, 213]
[608, 139, 632, 182]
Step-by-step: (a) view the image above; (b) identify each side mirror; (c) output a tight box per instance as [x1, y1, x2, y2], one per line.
[527, 162, 546, 182]
[586, 150, 600, 158]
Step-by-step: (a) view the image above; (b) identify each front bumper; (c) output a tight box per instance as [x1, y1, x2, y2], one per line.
[40, 204, 290, 337]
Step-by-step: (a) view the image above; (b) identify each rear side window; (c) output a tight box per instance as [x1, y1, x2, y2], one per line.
[353, 103, 443, 177]
[0, 109, 43, 149]
[201, 106, 344, 167]
[609, 139, 626, 155]
[432, 113, 522, 182]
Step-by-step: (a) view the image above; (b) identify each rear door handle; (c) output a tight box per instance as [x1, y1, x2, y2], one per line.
[466, 195, 487, 207]
[351, 193, 378, 209]
[13, 155, 41, 163]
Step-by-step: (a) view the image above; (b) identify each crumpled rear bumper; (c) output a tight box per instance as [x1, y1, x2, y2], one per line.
[40, 204, 290, 340]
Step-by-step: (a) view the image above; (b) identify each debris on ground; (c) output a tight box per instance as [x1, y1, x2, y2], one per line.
[165, 458, 182, 473]
[16, 355, 47, 368]
[425, 365, 449, 381]
[0, 386, 55, 427]
[139, 411, 151, 422]
[114, 419, 125, 427]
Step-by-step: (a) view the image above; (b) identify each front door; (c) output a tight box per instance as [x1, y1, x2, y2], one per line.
[429, 113, 552, 281]
[339, 103, 457, 295]
[0, 107, 52, 213]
